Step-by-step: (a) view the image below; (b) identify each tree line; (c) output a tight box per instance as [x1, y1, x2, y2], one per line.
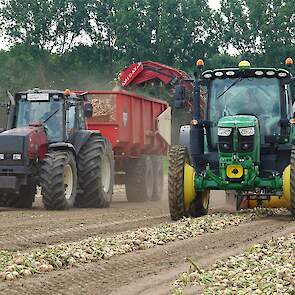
[0, 0, 294, 96]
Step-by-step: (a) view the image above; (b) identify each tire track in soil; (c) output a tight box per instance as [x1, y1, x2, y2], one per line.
[0, 214, 168, 251]
[0, 189, 227, 252]
[0, 216, 293, 295]
[0, 185, 170, 251]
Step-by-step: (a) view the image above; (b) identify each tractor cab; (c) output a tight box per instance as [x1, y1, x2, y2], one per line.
[202, 61, 294, 178]
[10, 89, 92, 143]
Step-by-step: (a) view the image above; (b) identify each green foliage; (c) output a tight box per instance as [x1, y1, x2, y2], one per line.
[219, 0, 295, 67]
[0, 0, 89, 53]
[0, 0, 294, 102]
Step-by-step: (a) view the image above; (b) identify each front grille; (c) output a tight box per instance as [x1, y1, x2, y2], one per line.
[0, 153, 24, 166]
[218, 133, 233, 153]
[238, 134, 255, 152]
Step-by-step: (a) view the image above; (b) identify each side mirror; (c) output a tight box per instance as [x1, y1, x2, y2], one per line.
[84, 102, 93, 118]
[174, 85, 186, 109]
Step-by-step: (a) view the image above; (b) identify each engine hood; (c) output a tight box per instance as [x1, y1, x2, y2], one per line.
[0, 126, 48, 160]
[218, 115, 258, 128]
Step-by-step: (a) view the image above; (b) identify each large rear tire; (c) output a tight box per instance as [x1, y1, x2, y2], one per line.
[168, 145, 210, 221]
[40, 151, 77, 210]
[125, 155, 154, 202]
[75, 135, 114, 208]
[151, 156, 164, 201]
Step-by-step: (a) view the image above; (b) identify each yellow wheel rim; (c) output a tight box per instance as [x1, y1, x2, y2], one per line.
[183, 162, 196, 210]
[249, 165, 291, 209]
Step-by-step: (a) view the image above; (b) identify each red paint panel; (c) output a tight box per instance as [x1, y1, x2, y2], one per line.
[85, 91, 169, 157]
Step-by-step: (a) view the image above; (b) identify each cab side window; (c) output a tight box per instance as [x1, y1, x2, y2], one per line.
[78, 105, 85, 129]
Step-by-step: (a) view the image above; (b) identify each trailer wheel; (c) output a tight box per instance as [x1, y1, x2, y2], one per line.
[290, 147, 295, 216]
[125, 155, 154, 202]
[40, 151, 77, 210]
[75, 135, 114, 208]
[151, 156, 164, 201]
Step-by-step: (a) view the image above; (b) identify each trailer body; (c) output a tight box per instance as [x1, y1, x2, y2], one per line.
[79, 90, 171, 158]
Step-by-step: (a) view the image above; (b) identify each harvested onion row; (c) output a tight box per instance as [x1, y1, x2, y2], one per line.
[0, 209, 284, 282]
[172, 233, 295, 294]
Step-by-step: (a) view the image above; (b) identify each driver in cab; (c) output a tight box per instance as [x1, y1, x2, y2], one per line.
[41, 102, 63, 142]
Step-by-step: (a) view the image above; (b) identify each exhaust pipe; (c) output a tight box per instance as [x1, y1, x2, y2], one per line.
[6, 90, 16, 130]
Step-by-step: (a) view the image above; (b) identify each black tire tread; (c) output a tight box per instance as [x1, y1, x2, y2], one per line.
[0, 185, 36, 208]
[168, 145, 186, 220]
[40, 151, 76, 210]
[75, 135, 114, 208]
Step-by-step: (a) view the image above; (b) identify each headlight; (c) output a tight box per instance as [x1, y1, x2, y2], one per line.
[0, 154, 4, 160]
[13, 154, 22, 160]
[239, 127, 255, 136]
[218, 127, 232, 137]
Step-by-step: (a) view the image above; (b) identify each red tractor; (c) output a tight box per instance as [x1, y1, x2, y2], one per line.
[0, 89, 114, 209]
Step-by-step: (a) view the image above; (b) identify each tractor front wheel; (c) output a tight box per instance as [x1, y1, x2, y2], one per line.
[168, 145, 210, 221]
[0, 184, 36, 208]
[40, 151, 77, 210]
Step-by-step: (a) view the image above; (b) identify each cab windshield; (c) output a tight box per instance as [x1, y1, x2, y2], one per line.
[209, 77, 281, 146]
[16, 100, 64, 142]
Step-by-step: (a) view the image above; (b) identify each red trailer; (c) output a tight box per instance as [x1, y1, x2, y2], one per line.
[77, 90, 171, 202]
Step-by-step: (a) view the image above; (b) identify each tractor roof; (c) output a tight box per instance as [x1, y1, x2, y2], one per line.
[16, 89, 64, 95]
[202, 67, 292, 81]
[15, 89, 66, 102]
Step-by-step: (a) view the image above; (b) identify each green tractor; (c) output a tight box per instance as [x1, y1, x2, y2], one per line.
[169, 58, 295, 220]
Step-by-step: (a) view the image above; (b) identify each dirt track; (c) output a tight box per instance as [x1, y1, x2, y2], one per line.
[0, 184, 294, 295]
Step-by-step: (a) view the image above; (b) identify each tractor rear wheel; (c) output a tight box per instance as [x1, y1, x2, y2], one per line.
[40, 151, 77, 210]
[125, 155, 154, 202]
[75, 135, 114, 208]
[151, 156, 164, 201]
[290, 147, 295, 216]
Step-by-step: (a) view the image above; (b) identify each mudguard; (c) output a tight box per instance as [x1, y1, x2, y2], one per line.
[71, 130, 102, 155]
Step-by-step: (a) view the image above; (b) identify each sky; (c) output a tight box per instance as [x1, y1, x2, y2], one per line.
[0, 0, 221, 51]
[209, 0, 221, 10]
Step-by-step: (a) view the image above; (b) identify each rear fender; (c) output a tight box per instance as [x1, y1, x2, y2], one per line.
[48, 142, 76, 156]
[71, 130, 102, 155]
